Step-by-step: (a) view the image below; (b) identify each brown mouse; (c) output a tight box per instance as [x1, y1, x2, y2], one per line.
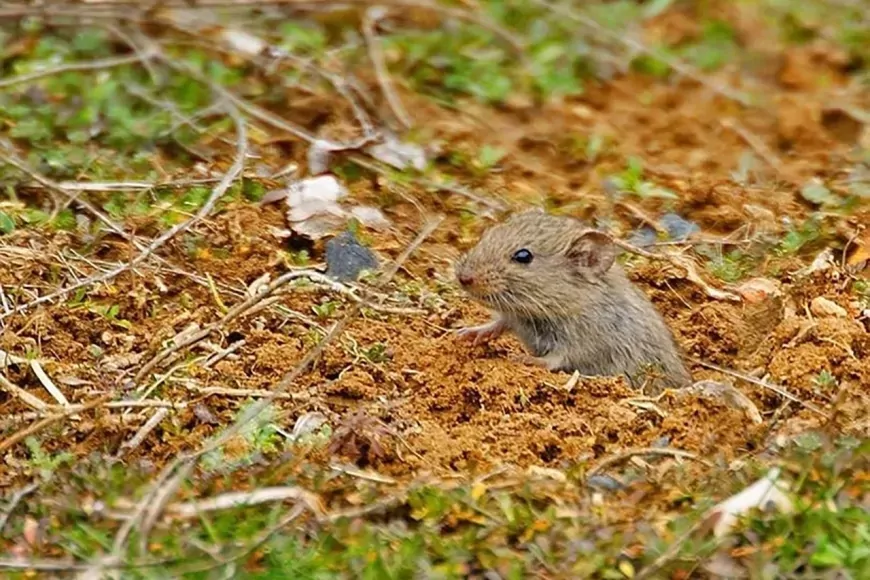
[454, 210, 691, 390]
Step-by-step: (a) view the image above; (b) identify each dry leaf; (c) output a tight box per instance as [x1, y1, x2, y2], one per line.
[810, 296, 848, 318]
[706, 468, 792, 538]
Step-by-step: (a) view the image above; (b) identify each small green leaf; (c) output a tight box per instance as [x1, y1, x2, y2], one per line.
[0, 211, 15, 234]
[801, 180, 840, 206]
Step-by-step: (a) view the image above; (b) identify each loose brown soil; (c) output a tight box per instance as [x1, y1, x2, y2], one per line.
[1, 24, 869, 495]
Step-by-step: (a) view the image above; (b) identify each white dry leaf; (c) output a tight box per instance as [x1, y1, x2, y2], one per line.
[707, 467, 792, 538]
[349, 206, 391, 230]
[286, 175, 348, 223]
[308, 139, 338, 175]
[285, 412, 328, 443]
[260, 188, 292, 205]
[0, 349, 29, 368]
[366, 135, 427, 171]
[220, 28, 267, 57]
[292, 213, 346, 240]
[810, 296, 848, 318]
[526, 465, 568, 482]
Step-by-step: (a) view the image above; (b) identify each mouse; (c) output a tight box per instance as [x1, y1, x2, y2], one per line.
[454, 209, 692, 391]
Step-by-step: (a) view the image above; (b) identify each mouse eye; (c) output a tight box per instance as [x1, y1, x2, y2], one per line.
[511, 248, 533, 264]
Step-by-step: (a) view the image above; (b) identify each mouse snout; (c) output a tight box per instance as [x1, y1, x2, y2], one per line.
[458, 271, 475, 287]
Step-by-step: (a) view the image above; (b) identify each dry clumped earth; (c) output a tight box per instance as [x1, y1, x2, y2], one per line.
[0, 1, 868, 574]
[2, 77, 867, 481]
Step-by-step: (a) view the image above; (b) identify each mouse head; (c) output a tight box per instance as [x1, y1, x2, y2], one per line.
[455, 211, 617, 317]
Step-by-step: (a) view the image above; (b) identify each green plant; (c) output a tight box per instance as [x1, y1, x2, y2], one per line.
[25, 437, 75, 478]
[609, 157, 677, 199]
[705, 250, 755, 283]
[312, 300, 340, 318]
[813, 369, 837, 390]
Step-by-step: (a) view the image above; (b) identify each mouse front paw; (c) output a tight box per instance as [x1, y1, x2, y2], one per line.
[456, 318, 506, 345]
[513, 353, 565, 371]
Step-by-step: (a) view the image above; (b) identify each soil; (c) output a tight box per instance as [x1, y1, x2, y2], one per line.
[1, 24, 869, 492]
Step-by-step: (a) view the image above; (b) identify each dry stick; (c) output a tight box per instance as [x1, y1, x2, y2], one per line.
[361, 6, 412, 130]
[30, 360, 71, 407]
[0, 53, 149, 89]
[0, 482, 39, 535]
[586, 447, 712, 477]
[133, 270, 330, 385]
[0, 145, 140, 243]
[25, 0, 527, 57]
[532, 0, 753, 107]
[0, 394, 114, 454]
[156, 52, 373, 151]
[134, 268, 421, 386]
[109, 216, 442, 563]
[694, 360, 829, 418]
[610, 238, 741, 302]
[0, 373, 48, 411]
[117, 408, 171, 457]
[2, 103, 248, 319]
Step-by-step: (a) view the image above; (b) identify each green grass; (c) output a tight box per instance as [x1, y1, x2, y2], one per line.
[6, 436, 866, 579]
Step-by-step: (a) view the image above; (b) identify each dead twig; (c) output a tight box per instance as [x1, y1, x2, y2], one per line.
[694, 360, 830, 418]
[0, 394, 113, 454]
[611, 238, 741, 301]
[117, 408, 171, 457]
[587, 447, 712, 477]
[30, 360, 71, 408]
[166, 486, 323, 518]
[0, 482, 39, 535]
[362, 6, 412, 130]
[0, 53, 150, 90]
[4, 102, 247, 319]
[111, 215, 443, 562]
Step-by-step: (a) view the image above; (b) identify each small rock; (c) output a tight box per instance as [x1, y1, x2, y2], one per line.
[586, 474, 625, 491]
[325, 231, 378, 282]
[660, 213, 700, 241]
[810, 296, 848, 318]
[736, 277, 782, 304]
[627, 226, 658, 248]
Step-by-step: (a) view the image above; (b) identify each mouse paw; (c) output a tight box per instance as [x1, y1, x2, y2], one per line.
[456, 319, 506, 345]
[513, 353, 564, 371]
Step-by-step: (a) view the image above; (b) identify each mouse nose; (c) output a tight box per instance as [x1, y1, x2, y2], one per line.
[458, 272, 475, 287]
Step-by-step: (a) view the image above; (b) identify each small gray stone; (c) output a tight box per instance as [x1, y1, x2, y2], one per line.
[325, 231, 378, 282]
[586, 474, 625, 491]
[660, 213, 699, 241]
[627, 226, 658, 248]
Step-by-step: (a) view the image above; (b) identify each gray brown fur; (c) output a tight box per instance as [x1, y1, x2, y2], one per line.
[455, 210, 691, 390]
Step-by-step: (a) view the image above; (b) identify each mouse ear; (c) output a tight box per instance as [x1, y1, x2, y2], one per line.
[566, 230, 616, 276]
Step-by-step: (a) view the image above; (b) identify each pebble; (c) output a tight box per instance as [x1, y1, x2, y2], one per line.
[659, 213, 700, 241]
[586, 474, 625, 491]
[810, 296, 848, 318]
[325, 230, 378, 282]
[736, 277, 782, 304]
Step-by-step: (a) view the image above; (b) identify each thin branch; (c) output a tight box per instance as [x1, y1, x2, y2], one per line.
[0, 53, 150, 89]
[694, 360, 830, 418]
[587, 447, 712, 477]
[0, 394, 113, 454]
[362, 6, 412, 130]
[2, 102, 248, 318]
[0, 482, 39, 535]
[116, 408, 170, 457]
[610, 238, 741, 302]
